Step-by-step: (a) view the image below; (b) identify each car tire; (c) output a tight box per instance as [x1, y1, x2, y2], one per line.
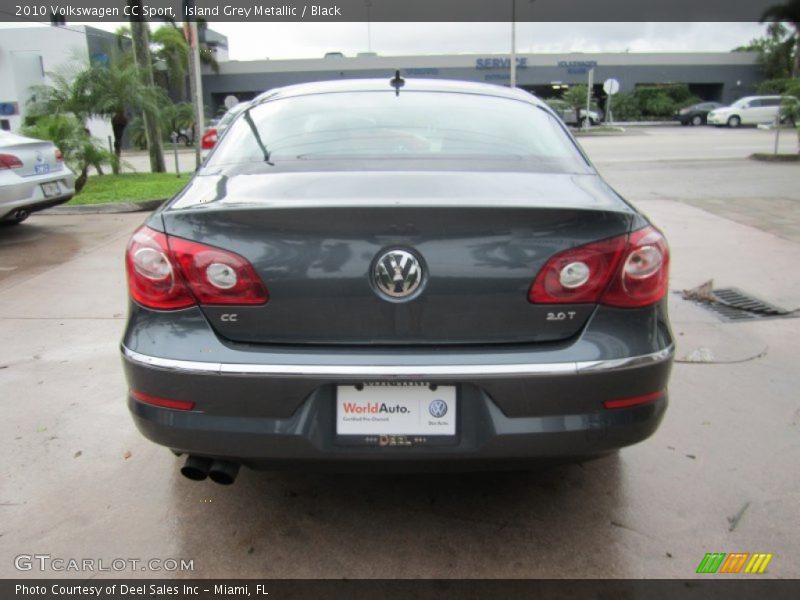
[691, 115, 703, 126]
[578, 117, 587, 128]
[727, 115, 741, 128]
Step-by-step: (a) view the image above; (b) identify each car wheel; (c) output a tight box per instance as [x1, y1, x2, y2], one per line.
[578, 117, 587, 128]
[727, 115, 741, 128]
[691, 115, 703, 126]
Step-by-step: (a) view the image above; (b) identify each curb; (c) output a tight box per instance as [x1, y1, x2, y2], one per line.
[41, 199, 166, 215]
[749, 153, 800, 163]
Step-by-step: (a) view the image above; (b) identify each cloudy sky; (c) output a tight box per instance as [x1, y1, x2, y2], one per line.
[208, 22, 767, 60]
[0, 22, 768, 60]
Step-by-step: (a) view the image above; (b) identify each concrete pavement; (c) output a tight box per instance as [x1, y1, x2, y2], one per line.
[1, 128, 799, 579]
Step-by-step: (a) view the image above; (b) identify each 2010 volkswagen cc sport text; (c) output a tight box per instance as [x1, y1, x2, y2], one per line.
[121, 78, 673, 484]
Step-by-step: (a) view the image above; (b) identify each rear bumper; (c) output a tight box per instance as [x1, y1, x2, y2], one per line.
[122, 303, 673, 468]
[128, 383, 668, 469]
[0, 168, 76, 219]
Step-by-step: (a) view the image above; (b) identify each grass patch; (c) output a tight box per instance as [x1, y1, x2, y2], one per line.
[68, 172, 192, 205]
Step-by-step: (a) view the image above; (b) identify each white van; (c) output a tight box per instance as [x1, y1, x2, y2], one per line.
[707, 95, 799, 128]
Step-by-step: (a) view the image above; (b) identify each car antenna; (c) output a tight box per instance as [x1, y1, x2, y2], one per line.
[390, 70, 405, 96]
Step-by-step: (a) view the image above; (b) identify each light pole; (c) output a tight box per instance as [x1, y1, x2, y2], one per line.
[509, 0, 516, 88]
[366, 1, 372, 53]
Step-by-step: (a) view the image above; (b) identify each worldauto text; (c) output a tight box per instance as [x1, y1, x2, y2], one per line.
[342, 402, 410, 414]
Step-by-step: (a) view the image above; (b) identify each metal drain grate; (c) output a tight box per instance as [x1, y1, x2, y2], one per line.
[689, 287, 797, 322]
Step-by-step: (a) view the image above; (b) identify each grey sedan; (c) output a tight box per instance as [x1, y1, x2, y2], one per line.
[0, 131, 75, 224]
[122, 78, 673, 484]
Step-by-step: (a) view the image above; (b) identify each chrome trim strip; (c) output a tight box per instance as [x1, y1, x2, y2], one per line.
[121, 345, 673, 378]
[575, 346, 675, 373]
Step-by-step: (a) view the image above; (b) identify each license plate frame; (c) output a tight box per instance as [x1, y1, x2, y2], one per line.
[35, 164, 50, 175]
[335, 382, 458, 447]
[41, 182, 59, 197]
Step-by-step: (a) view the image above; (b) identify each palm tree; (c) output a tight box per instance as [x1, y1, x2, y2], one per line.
[197, 20, 220, 74]
[26, 54, 93, 124]
[151, 24, 190, 100]
[22, 115, 113, 193]
[762, 0, 800, 77]
[79, 59, 162, 169]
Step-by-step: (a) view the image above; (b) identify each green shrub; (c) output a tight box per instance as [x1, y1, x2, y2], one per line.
[631, 84, 699, 118]
[608, 92, 641, 121]
[756, 78, 796, 94]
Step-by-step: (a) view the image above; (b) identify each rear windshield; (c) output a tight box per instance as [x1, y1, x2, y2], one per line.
[205, 91, 586, 170]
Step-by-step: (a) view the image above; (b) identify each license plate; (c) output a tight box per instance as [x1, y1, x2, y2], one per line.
[336, 383, 456, 439]
[41, 182, 59, 197]
[35, 164, 50, 175]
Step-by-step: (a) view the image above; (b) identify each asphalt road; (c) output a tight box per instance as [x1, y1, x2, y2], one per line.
[1, 127, 798, 579]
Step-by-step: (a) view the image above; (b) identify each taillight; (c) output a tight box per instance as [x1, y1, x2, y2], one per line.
[601, 226, 670, 308]
[125, 226, 268, 310]
[54, 148, 64, 162]
[201, 128, 218, 150]
[529, 225, 669, 308]
[126, 227, 195, 310]
[168, 237, 269, 305]
[529, 235, 627, 304]
[0, 153, 23, 170]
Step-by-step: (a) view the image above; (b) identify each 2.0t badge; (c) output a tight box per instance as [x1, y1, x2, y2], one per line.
[373, 248, 424, 300]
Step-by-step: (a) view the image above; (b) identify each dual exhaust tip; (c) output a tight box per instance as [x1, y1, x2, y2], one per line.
[180, 456, 240, 485]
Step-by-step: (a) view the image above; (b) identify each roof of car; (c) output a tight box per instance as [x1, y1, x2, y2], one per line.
[252, 78, 544, 107]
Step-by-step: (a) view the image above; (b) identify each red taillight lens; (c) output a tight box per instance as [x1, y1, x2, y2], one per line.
[0, 153, 23, 170]
[131, 390, 196, 411]
[529, 235, 628, 304]
[601, 226, 670, 308]
[125, 226, 268, 310]
[125, 226, 195, 310]
[54, 148, 64, 162]
[201, 128, 218, 150]
[169, 237, 269, 305]
[529, 225, 669, 308]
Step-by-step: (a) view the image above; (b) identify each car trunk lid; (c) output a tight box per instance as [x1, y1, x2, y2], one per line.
[162, 169, 634, 345]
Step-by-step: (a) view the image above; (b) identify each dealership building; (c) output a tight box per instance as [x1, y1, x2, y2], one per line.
[202, 51, 762, 116]
[0, 25, 764, 132]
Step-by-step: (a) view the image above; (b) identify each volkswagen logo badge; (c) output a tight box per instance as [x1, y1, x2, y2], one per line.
[429, 399, 448, 419]
[373, 248, 424, 300]
[34, 151, 44, 164]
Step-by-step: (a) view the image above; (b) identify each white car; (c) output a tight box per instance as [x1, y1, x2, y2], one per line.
[0, 131, 76, 224]
[707, 95, 799, 128]
[545, 99, 603, 126]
